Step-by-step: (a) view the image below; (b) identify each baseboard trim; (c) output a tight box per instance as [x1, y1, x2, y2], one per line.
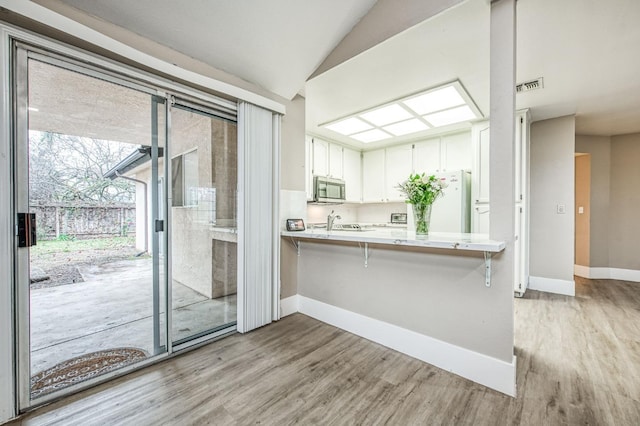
[280, 295, 300, 318]
[297, 295, 516, 396]
[574, 265, 640, 282]
[528, 276, 575, 296]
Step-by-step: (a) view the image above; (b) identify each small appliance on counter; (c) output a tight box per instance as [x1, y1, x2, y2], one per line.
[286, 219, 306, 231]
[390, 213, 407, 224]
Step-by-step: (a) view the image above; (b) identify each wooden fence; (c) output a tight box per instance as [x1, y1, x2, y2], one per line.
[31, 203, 136, 240]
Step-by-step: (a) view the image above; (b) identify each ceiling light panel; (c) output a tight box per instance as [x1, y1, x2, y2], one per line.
[403, 86, 465, 115]
[351, 129, 392, 143]
[325, 117, 372, 135]
[383, 119, 430, 136]
[359, 104, 413, 126]
[424, 105, 476, 127]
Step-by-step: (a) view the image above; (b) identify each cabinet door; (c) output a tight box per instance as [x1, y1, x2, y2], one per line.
[472, 204, 490, 234]
[329, 143, 344, 179]
[362, 149, 386, 202]
[474, 123, 490, 203]
[385, 144, 414, 202]
[414, 138, 441, 174]
[343, 147, 362, 202]
[441, 132, 472, 171]
[312, 138, 329, 177]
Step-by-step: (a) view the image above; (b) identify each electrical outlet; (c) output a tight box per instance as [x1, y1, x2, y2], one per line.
[578, 206, 584, 214]
[557, 204, 566, 214]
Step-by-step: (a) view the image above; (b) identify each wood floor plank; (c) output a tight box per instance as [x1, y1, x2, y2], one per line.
[7, 276, 640, 425]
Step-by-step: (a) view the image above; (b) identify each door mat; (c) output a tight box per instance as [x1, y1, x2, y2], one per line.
[31, 347, 148, 398]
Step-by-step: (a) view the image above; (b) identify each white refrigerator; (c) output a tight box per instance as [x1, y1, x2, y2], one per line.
[408, 170, 471, 233]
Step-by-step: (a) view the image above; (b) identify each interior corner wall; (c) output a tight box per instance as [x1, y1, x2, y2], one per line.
[278, 95, 305, 300]
[609, 133, 640, 270]
[280, 95, 305, 192]
[529, 115, 575, 282]
[575, 135, 611, 268]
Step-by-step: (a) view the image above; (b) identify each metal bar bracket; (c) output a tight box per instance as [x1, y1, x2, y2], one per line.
[289, 237, 300, 256]
[363, 242, 370, 268]
[484, 251, 492, 287]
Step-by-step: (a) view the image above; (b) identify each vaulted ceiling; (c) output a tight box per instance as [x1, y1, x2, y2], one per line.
[26, 0, 640, 147]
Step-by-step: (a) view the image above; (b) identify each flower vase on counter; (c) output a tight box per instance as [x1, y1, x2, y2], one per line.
[412, 203, 433, 236]
[397, 173, 447, 237]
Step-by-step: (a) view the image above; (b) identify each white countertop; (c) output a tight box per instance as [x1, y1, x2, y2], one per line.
[281, 228, 505, 252]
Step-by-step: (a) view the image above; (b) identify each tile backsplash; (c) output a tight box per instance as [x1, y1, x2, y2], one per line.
[306, 202, 408, 225]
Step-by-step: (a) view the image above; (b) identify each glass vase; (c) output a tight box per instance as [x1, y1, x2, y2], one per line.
[412, 203, 433, 236]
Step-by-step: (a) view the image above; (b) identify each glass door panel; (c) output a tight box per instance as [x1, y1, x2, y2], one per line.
[16, 50, 167, 406]
[169, 103, 237, 346]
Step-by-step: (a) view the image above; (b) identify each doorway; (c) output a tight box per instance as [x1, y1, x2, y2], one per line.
[13, 43, 239, 409]
[14, 48, 168, 406]
[575, 153, 591, 269]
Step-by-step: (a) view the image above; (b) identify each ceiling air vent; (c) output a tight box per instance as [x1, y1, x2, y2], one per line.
[516, 77, 544, 93]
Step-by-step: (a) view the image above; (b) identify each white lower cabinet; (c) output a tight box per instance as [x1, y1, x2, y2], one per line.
[472, 204, 490, 234]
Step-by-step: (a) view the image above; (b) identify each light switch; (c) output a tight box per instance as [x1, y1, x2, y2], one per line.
[557, 204, 566, 214]
[578, 206, 584, 214]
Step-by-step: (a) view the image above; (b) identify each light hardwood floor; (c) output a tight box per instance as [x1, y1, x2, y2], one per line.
[7, 276, 640, 425]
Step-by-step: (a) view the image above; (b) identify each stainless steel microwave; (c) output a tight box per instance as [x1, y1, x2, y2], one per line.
[313, 176, 346, 203]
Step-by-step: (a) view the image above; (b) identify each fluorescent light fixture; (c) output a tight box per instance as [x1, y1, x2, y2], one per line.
[359, 104, 412, 126]
[351, 129, 392, 143]
[403, 86, 465, 115]
[320, 80, 481, 143]
[383, 119, 430, 136]
[424, 105, 476, 127]
[325, 117, 372, 135]
[28, 107, 39, 112]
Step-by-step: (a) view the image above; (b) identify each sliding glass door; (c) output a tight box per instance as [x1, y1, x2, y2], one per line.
[14, 45, 167, 408]
[13, 41, 239, 410]
[169, 100, 238, 347]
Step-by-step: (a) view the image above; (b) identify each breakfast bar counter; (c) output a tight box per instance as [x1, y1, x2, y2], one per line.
[281, 228, 505, 253]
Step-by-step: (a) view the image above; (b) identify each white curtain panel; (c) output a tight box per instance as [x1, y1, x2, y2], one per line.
[237, 102, 281, 332]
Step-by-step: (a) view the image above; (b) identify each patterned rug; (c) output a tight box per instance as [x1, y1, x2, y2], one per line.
[31, 347, 148, 398]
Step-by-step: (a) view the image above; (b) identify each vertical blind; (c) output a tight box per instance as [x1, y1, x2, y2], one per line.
[237, 102, 281, 332]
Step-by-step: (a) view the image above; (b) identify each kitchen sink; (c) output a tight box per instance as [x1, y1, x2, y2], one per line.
[332, 224, 373, 232]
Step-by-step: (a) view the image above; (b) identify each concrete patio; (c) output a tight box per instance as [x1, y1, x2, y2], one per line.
[30, 257, 236, 375]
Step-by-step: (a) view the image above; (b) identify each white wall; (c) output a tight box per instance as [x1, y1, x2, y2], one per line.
[608, 133, 640, 271]
[529, 116, 575, 282]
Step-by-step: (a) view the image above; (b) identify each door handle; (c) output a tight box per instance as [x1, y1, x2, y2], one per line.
[17, 213, 37, 247]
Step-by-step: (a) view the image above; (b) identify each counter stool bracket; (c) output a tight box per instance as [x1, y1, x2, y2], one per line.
[289, 237, 300, 256]
[484, 251, 492, 287]
[358, 242, 370, 268]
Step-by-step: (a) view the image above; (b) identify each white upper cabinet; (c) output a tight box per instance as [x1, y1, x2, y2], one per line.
[362, 149, 386, 202]
[343, 147, 362, 202]
[311, 137, 345, 179]
[385, 144, 414, 202]
[329, 143, 344, 179]
[311, 138, 329, 177]
[413, 139, 441, 174]
[441, 132, 472, 171]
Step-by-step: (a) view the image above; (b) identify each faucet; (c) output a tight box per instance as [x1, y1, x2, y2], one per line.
[327, 210, 341, 231]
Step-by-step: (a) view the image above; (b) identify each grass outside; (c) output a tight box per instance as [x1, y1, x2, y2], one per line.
[31, 236, 137, 256]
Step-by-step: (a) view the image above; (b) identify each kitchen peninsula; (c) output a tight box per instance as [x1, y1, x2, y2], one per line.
[280, 221, 514, 396]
